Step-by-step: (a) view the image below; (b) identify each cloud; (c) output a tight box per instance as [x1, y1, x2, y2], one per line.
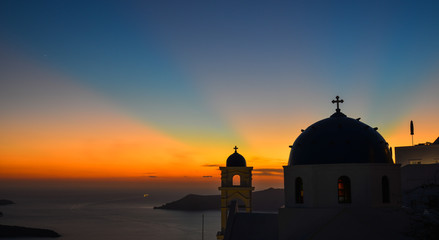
[252, 168, 283, 176]
[202, 176, 212, 178]
[201, 164, 220, 167]
[148, 176, 157, 178]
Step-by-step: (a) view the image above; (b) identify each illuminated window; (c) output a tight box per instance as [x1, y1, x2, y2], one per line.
[232, 175, 240, 186]
[338, 176, 351, 204]
[382, 176, 390, 203]
[295, 177, 304, 203]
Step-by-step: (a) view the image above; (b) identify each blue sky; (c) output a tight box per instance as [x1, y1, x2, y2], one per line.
[1, 0, 439, 170]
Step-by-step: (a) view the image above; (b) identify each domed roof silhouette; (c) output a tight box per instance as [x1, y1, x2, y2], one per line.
[289, 97, 393, 166]
[227, 146, 246, 167]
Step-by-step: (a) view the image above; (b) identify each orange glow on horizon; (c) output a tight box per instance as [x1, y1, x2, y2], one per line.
[1, 51, 438, 187]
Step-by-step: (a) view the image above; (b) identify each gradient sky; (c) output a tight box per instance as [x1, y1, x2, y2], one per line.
[1, 0, 439, 189]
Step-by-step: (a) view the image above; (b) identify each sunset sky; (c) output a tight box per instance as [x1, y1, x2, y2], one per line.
[1, 0, 439, 190]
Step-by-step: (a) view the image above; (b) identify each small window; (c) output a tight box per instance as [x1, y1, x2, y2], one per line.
[338, 176, 351, 204]
[382, 176, 390, 203]
[295, 177, 304, 203]
[409, 159, 422, 165]
[232, 175, 240, 186]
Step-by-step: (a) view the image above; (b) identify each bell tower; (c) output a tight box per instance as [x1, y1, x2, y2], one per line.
[217, 146, 254, 240]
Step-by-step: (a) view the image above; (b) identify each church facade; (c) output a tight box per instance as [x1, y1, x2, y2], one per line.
[283, 98, 400, 209]
[219, 97, 411, 240]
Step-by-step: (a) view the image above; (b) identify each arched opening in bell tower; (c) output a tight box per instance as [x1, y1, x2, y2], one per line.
[233, 174, 241, 186]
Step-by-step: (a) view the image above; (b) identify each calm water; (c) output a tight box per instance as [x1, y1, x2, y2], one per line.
[0, 190, 220, 240]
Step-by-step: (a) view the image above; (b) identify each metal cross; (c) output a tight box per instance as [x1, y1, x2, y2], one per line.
[234, 146, 238, 153]
[332, 96, 344, 112]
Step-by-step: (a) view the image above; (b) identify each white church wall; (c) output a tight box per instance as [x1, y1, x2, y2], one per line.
[284, 164, 401, 208]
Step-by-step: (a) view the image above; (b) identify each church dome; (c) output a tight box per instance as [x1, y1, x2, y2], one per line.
[289, 98, 393, 166]
[227, 146, 246, 167]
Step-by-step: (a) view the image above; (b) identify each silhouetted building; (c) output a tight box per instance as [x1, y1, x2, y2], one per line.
[395, 138, 439, 192]
[395, 138, 439, 166]
[221, 96, 413, 240]
[279, 97, 402, 240]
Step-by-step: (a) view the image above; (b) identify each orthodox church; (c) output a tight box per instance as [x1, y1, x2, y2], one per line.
[217, 96, 412, 240]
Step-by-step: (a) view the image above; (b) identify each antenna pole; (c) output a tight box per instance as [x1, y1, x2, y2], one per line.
[410, 120, 415, 146]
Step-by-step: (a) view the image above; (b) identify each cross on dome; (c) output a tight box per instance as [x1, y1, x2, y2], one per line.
[234, 146, 238, 153]
[332, 96, 344, 113]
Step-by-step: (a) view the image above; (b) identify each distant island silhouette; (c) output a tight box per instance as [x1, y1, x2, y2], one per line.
[154, 188, 284, 211]
[0, 199, 60, 238]
[0, 225, 61, 238]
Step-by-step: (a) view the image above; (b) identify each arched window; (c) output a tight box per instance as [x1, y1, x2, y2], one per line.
[295, 177, 304, 203]
[382, 176, 390, 203]
[232, 175, 240, 186]
[338, 176, 351, 204]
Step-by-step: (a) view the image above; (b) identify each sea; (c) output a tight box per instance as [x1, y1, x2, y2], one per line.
[0, 188, 220, 240]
